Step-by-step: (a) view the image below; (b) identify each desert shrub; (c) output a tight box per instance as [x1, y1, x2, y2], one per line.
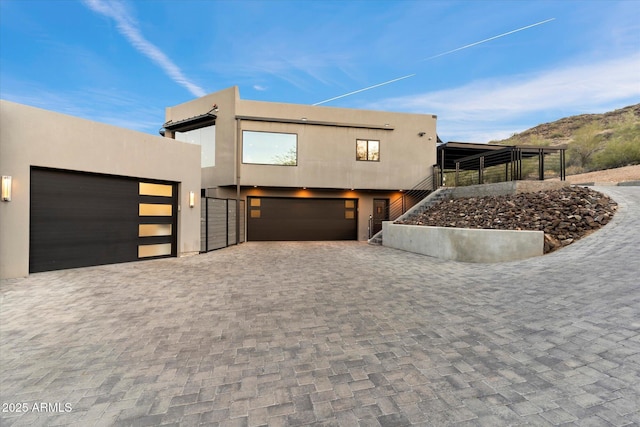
[566, 123, 605, 168]
[520, 157, 540, 179]
[591, 139, 640, 169]
[589, 116, 640, 170]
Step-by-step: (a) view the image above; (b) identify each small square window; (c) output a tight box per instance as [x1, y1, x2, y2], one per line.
[356, 139, 380, 161]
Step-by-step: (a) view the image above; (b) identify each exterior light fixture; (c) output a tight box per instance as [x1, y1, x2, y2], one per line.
[189, 191, 195, 208]
[1, 176, 11, 202]
[418, 132, 426, 137]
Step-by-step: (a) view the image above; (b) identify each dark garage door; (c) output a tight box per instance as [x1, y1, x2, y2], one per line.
[30, 168, 177, 273]
[247, 197, 357, 241]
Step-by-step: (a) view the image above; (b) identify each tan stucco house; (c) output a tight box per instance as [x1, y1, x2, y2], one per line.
[0, 101, 201, 279]
[163, 86, 437, 243]
[0, 86, 437, 279]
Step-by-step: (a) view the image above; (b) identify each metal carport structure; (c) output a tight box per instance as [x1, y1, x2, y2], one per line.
[436, 142, 566, 187]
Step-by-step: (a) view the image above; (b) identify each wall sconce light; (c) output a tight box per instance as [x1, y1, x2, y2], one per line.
[189, 191, 195, 208]
[1, 176, 11, 202]
[418, 132, 426, 137]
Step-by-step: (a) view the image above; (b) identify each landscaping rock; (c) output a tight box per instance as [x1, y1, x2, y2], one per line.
[395, 186, 618, 253]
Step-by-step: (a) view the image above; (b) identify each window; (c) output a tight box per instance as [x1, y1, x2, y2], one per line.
[356, 139, 379, 161]
[243, 131, 297, 166]
[175, 125, 215, 167]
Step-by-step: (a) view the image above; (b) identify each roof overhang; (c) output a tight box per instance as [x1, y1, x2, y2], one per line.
[161, 112, 217, 135]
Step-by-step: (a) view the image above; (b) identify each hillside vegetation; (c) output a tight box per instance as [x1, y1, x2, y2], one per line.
[491, 104, 640, 175]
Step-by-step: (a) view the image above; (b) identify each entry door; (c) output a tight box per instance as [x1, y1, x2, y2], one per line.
[372, 198, 389, 235]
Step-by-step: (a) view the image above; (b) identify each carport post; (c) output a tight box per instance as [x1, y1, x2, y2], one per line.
[538, 148, 544, 180]
[440, 149, 445, 186]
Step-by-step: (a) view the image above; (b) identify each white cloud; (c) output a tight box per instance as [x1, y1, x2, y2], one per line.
[82, 0, 206, 98]
[370, 54, 640, 142]
[253, 85, 268, 91]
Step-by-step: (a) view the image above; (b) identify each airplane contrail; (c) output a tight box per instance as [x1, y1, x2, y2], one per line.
[312, 74, 416, 106]
[313, 18, 555, 106]
[422, 18, 556, 61]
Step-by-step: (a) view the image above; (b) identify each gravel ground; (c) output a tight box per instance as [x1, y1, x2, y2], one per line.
[557, 164, 640, 184]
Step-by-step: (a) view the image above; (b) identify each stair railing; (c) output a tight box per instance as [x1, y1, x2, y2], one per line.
[388, 173, 436, 221]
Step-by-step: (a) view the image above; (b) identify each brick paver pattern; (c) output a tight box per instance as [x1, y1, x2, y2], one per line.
[1, 187, 639, 426]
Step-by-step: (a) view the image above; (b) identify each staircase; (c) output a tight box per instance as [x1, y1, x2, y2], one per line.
[368, 187, 452, 245]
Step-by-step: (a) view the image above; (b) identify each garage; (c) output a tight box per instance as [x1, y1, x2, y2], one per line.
[29, 167, 177, 273]
[247, 197, 357, 241]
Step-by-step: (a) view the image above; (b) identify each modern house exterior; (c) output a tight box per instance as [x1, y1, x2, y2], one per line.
[162, 86, 438, 243]
[0, 87, 437, 279]
[0, 100, 201, 279]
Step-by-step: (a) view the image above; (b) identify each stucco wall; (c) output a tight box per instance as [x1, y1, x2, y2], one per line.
[165, 86, 238, 188]
[0, 100, 201, 279]
[165, 87, 438, 191]
[236, 99, 436, 190]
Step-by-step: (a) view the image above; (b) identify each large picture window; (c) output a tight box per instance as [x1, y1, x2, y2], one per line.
[175, 125, 215, 167]
[356, 139, 380, 161]
[243, 131, 297, 166]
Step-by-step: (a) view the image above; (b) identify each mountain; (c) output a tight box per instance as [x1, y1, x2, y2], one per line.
[491, 104, 640, 147]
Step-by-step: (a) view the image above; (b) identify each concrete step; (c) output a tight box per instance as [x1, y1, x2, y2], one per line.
[368, 235, 383, 245]
[368, 188, 453, 246]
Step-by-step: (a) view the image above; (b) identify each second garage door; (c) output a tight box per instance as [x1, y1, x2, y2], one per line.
[247, 197, 357, 241]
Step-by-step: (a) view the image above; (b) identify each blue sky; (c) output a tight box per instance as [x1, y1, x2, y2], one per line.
[1, 0, 638, 142]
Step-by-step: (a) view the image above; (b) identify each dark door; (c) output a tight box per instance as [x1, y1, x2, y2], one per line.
[30, 168, 177, 273]
[247, 197, 357, 241]
[372, 198, 389, 235]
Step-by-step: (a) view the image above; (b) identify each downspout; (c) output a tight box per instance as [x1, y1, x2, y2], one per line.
[236, 118, 242, 244]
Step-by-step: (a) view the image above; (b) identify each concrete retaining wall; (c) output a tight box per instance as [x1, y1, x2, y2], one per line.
[447, 180, 569, 199]
[382, 222, 544, 263]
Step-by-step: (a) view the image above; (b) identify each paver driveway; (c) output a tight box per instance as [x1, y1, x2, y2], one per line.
[1, 187, 639, 427]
